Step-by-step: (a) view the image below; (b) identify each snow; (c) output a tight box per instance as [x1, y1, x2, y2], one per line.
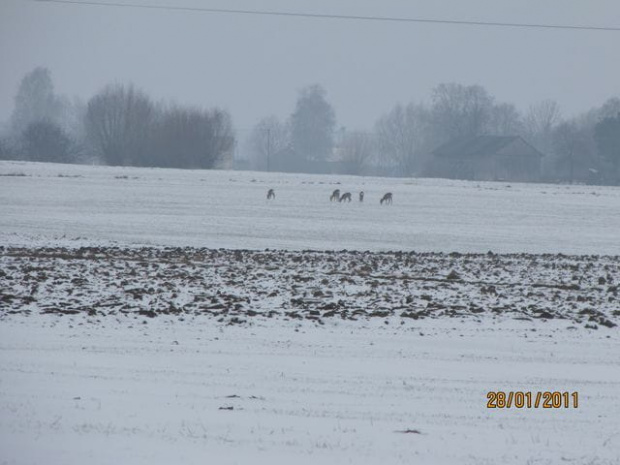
[1, 316, 619, 465]
[1, 161, 620, 464]
[1, 160, 619, 254]
[2, 247, 618, 328]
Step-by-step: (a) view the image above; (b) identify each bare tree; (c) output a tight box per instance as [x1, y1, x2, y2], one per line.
[202, 108, 236, 169]
[375, 102, 430, 176]
[524, 100, 562, 154]
[430, 83, 494, 142]
[545, 97, 620, 184]
[594, 112, 620, 182]
[338, 131, 375, 175]
[151, 105, 235, 169]
[85, 83, 155, 166]
[248, 116, 290, 170]
[488, 103, 524, 136]
[552, 121, 591, 183]
[56, 95, 87, 140]
[525, 100, 562, 135]
[597, 97, 620, 120]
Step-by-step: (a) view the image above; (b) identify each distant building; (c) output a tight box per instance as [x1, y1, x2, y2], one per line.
[431, 136, 544, 182]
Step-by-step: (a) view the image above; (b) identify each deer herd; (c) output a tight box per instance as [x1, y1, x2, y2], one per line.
[267, 187, 392, 204]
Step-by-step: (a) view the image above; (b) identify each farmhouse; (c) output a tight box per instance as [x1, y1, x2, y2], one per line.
[431, 135, 544, 182]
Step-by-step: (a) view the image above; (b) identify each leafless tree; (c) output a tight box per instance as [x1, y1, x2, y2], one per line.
[488, 103, 524, 136]
[338, 131, 375, 175]
[248, 116, 290, 170]
[56, 95, 87, 140]
[430, 83, 494, 141]
[85, 83, 155, 166]
[552, 121, 591, 183]
[546, 97, 620, 183]
[525, 100, 562, 135]
[597, 97, 620, 120]
[524, 100, 562, 155]
[151, 105, 235, 169]
[594, 112, 620, 181]
[375, 102, 430, 176]
[201, 108, 235, 169]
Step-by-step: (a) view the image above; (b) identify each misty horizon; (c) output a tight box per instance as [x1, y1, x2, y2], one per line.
[1, 0, 620, 133]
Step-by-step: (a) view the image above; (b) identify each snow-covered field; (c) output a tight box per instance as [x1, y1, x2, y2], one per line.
[2, 247, 618, 328]
[1, 159, 619, 254]
[1, 316, 619, 465]
[1, 160, 620, 464]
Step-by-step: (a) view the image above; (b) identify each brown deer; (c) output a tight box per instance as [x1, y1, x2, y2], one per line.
[339, 192, 352, 202]
[267, 188, 275, 200]
[380, 192, 393, 205]
[359, 191, 364, 202]
[330, 189, 341, 202]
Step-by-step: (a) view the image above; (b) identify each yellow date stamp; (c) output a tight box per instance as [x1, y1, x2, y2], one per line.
[487, 391, 579, 409]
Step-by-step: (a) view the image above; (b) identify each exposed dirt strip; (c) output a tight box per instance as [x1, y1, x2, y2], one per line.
[1, 247, 618, 328]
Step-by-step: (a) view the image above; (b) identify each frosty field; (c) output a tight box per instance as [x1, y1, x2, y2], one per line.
[1, 315, 619, 465]
[1, 160, 619, 254]
[1, 160, 620, 464]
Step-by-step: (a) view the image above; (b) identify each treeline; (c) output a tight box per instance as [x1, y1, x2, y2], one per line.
[0, 67, 235, 169]
[2, 67, 619, 184]
[248, 83, 620, 184]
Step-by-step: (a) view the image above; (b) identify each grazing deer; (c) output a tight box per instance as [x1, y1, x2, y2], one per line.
[380, 192, 393, 205]
[339, 192, 352, 202]
[267, 188, 275, 200]
[330, 189, 341, 202]
[359, 191, 364, 202]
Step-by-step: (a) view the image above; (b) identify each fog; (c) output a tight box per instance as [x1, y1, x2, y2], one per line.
[3, 4, 620, 463]
[1, 0, 619, 133]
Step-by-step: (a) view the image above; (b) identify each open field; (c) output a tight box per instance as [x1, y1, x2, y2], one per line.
[1, 161, 620, 464]
[1, 160, 620, 254]
[1, 309, 619, 465]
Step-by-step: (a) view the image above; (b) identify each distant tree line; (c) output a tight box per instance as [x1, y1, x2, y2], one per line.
[247, 83, 620, 185]
[2, 67, 619, 184]
[0, 67, 235, 169]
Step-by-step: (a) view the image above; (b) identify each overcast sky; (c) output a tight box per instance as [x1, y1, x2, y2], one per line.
[1, 0, 619, 135]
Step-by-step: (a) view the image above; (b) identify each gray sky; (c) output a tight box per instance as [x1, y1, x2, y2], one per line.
[1, 0, 619, 135]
